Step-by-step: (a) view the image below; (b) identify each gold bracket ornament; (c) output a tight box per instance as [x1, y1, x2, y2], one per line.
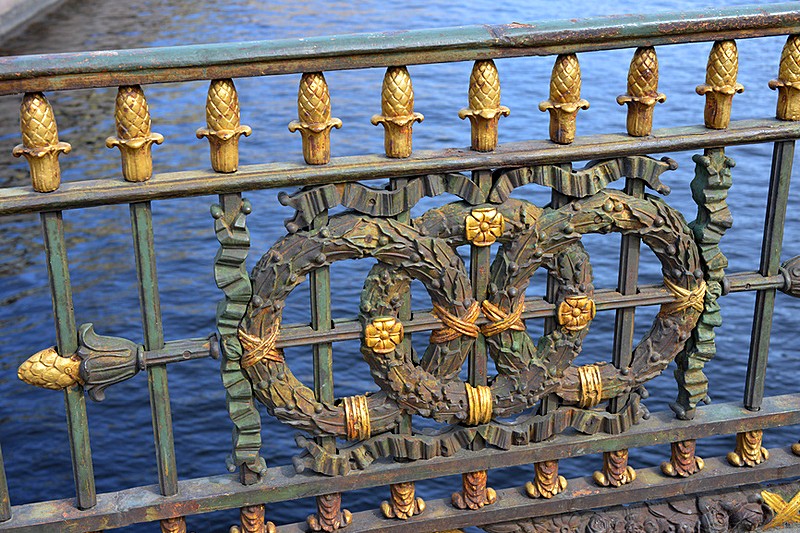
[761, 490, 800, 529]
[616, 47, 666, 137]
[525, 460, 567, 499]
[288, 72, 342, 165]
[696, 40, 744, 130]
[371, 66, 423, 158]
[160, 517, 187, 533]
[661, 440, 704, 477]
[307, 493, 351, 532]
[727, 429, 769, 467]
[458, 60, 510, 151]
[539, 53, 589, 145]
[465, 207, 505, 247]
[792, 441, 800, 456]
[381, 482, 425, 520]
[769, 35, 800, 121]
[557, 295, 596, 332]
[452, 470, 496, 510]
[106, 85, 164, 182]
[364, 317, 403, 354]
[229, 505, 277, 533]
[594, 449, 636, 487]
[12, 92, 71, 193]
[196, 79, 252, 173]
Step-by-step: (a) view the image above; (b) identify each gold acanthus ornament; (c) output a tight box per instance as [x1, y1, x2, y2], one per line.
[371, 66, 424, 158]
[727, 429, 769, 467]
[557, 295, 596, 331]
[458, 59, 510, 151]
[196, 78, 252, 173]
[769, 35, 800, 121]
[106, 85, 164, 182]
[288, 72, 342, 165]
[364, 317, 404, 354]
[13, 92, 72, 193]
[465, 207, 505, 247]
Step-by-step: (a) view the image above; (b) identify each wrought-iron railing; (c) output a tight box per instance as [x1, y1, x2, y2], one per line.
[2, 3, 800, 532]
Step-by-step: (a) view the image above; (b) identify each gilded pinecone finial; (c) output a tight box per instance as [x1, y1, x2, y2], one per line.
[106, 85, 164, 182]
[616, 47, 666, 136]
[17, 346, 82, 390]
[196, 79, 252, 172]
[458, 60, 510, 151]
[769, 35, 800, 121]
[12, 92, 71, 192]
[288, 72, 342, 165]
[696, 40, 744, 129]
[371, 66, 423, 158]
[539, 54, 589, 144]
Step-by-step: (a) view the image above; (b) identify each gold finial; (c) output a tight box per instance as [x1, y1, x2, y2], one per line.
[465, 207, 505, 247]
[539, 54, 589, 144]
[381, 482, 425, 519]
[229, 505, 277, 533]
[769, 35, 800, 121]
[696, 40, 744, 129]
[12, 92, 71, 192]
[364, 317, 404, 354]
[557, 295, 596, 331]
[458, 60, 510, 151]
[106, 85, 164, 182]
[371, 66, 423, 158]
[593, 449, 636, 487]
[196, 79, 252, 173]
[18, 346, 82, 390]
[288, 72, 342, 165]
[616, 47, 666, 136]
[727, 429, 769, 467]
[661, 440, 704, 477]
[525, 460, 567, 499]
[465, 382, 492, 425]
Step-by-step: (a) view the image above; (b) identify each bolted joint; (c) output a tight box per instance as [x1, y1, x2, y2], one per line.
[196, 79, 252, 173]
[288, 72, 342, 165]
[106, 85, 164, 182]
[539, 54, 589, 144]
[371, 66, 424, 158]
[696, 40, 744, 130]
[769, 35, 800, 121]
[12, 92, 71, 192]
[616, 47, 666, 137]
[458, 60, 510, 151]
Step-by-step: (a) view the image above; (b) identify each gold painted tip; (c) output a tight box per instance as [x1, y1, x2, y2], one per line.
[18, 347, 82, 390]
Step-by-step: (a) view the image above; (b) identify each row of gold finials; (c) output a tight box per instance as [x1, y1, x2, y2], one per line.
[13, 36, 800, 196]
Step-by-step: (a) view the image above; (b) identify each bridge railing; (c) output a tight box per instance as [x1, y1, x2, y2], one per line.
[2, 4, 800, 532]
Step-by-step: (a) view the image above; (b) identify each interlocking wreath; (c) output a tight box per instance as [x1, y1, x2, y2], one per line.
[238, 187, 705, 442]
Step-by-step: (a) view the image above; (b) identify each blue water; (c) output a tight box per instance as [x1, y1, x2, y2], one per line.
[1, 0, 800, 531]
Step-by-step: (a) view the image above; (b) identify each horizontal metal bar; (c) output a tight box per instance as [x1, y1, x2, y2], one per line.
[2, 393, 799, 532]
[0, 3, 797, 95]
[276, 447, 800, 533]
[143, 335, 219, 367]
[1, 119, 799, 217]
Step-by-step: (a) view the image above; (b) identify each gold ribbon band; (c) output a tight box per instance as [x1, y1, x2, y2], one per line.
[343, 394, 371, 441]
[577, 364, 603, 409]
[238, 320, 284, 368]
[659, 278, 707, 316]
[465, 383, 493, 425]
[480, 300, 525, 337]
[430, 301, 481, 343]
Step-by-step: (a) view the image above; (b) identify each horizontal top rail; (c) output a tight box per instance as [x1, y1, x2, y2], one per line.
[0, 3, 799, 95]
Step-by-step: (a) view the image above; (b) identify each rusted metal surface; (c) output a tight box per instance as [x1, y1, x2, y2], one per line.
[1, 4, 800, 95]
[1, 118, 799, 218]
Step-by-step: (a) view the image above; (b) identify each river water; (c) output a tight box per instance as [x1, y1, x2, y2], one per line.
[1, 1, 799, 531]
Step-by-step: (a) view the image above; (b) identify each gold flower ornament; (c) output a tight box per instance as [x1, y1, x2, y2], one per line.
[465, 208, 505, 247]
[557, 296, 596, 331]
[365, 317, 404, 354]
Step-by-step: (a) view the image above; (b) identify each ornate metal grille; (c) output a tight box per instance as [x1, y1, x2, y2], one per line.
[2, 4, 800, 532]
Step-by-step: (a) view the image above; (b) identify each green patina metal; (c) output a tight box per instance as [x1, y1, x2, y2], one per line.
[4, 4, 800, 533]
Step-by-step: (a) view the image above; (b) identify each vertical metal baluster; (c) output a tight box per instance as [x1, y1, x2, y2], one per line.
[593, 178, 641, 488]
[527, 188, 570, 499]
[452, 169, 497, 510]
[12, 92, 97, 510]
[380, 176, 426, 520]
[0, 444, 10, 521]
